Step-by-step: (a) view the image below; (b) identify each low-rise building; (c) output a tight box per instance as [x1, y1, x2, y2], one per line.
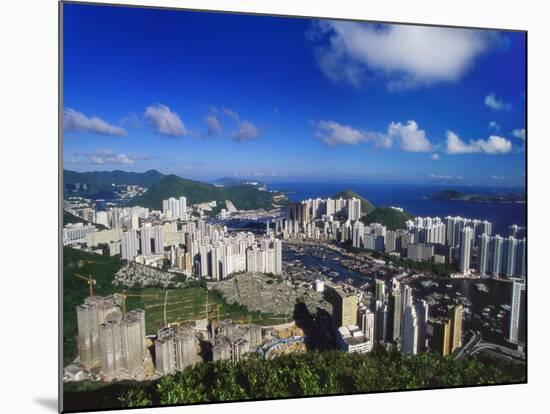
[336, 325, 371, 353]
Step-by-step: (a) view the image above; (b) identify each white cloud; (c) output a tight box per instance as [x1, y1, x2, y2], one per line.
[311, 21, 495, 89]
[313, 120, 367, 146]
[387, 120, 432, 152]
[63, 108, 126, 136]
[430, 153, 440, 160]
[144, 104, 186, 137]
[445, 131, 512, 154]
[204, 114, 223, 136]
[484, 93, 511, 110]
[207, 106, 261, 142]
[429, 174, 463, 180]
[313, 119, 431, 151]
[70, 148, 148, 165]
[232, 120, 260, 142]
[489, 121, 500, 131]
[491, 175, 505, 180]
[512, 128, 526, 140]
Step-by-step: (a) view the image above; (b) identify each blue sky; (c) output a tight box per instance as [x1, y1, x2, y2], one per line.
[63, 3, 526, 186]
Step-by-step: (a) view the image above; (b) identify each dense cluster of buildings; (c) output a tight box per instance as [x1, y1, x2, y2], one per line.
[276, 200, 526, 279]
[64, 195, 283, 280]
[75, 295, 265, 380]
[325, 279, 461, 357]
[66, 190, 526, 380]
[121, 220, 282, 279]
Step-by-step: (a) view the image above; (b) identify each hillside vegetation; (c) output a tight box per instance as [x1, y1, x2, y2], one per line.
[362, 207, 415, 230]
[63, 210, 107, 230]
[129, 175, 284, 211]
[63, 348, 525, 411]
[332, 190, 375, 215]
[64, 169, 165, 194]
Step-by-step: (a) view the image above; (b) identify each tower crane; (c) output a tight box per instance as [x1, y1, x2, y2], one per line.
[74, 273, 96, 297]
[116, 291, 159, 316]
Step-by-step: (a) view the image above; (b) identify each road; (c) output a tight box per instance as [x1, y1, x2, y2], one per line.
[455, 329, 525, 362]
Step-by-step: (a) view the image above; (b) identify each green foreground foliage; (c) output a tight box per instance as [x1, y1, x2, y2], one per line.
[64, 348, 525, 411]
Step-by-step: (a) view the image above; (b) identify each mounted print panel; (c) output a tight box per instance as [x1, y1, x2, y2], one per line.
[60, 2, 527, 412]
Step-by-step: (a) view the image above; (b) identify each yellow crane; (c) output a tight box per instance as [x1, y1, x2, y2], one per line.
[212, 304, 221, 322]
[203, 291, 220, 321]
[116, 291, 159, 316]
[74, 273, 96, 297]
[234, 316, 253, 325]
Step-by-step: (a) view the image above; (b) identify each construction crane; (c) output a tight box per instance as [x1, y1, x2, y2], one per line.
[212, 304, 221, 322]
[74, 273, 96, 297]
[235, 316, 253, 325]
[116, 291, 159, 316]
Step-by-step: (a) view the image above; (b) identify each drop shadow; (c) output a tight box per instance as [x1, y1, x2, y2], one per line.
[34, 397, 58, 412]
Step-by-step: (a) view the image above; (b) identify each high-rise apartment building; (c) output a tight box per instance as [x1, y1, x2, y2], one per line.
[448, 304, 463, 352]
[432, 317, 452, 356]
[459, 227, 473, 274]
[326, 285, 358, 331]
[509, 281, 526, 345]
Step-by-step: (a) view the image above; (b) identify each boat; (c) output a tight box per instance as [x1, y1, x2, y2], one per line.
[476, 283, 489, 293]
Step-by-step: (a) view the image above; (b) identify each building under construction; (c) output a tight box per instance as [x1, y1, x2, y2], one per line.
[76, 295, 147, 378]
[210, 320, 263, 363]
[154, 324, 200, 375]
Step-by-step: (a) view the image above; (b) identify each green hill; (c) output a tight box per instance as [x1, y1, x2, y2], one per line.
[129, 174, 284, 211]
[63, 169, 165, 194]
[332, 190, 375, 215]
[63, 210, 107, 230]
[362, 207, 414, 231]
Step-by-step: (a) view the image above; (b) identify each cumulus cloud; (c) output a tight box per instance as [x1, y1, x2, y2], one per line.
[310, 21, 496, 90]
[204, 114, 223, 137]
[63, 108, 126, 136]
[489, 121, 500, 132]
[484, 93, 511, 110]
[445, 131, 512, 154]
[430, 153, 440, 160]
[312, 120, 367, 146]
[69, 148, 149, 165]
[387, 120, 432, 152]
[512, 128, 526, 140]
[207, 106, 261, 142]
[144, 104, 186, 137]
[313, 119, 431, 151]
[232, 120, 260, 142]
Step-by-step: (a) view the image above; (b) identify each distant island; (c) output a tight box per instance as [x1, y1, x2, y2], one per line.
[425, 189, 525, 204]
[213, 177, 267, 188]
